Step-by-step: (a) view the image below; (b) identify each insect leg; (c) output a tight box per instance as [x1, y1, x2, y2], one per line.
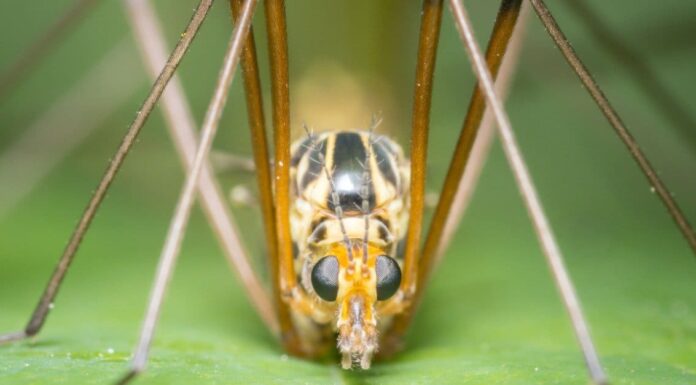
[123, 0, 277, 334]
[264, 0, 306, 355]
[399, 0, 444, 312]
[529, 0, 696, 256]
[0, 0, 101, 103]
[229, 0, 291, 344]
[448, 0, 608, 383]
[420, 0, 523, 310]
[383, 0, 524, 353]
[114, 1, 259, 383]
[0, 0, 214, 346]
[434, 0, 529, 276]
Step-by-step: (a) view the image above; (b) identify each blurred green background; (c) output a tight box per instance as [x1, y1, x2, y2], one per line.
[1, 0, 695, 384]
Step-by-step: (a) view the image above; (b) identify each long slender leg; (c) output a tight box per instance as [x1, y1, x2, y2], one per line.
[563, 0, 696, 151]
[229, 0, 291, 345]
[0, 0, 214, 346]
[123, 0, 277, 334]
[435, 1, 530, 270]
[115, 1, 259, 383]
[0, 41, 142, 221]
[0, 0, 101, 103]
[384, 0, 522, 350]
[399, 0, 444, 307]
[448, 1, 607, 383]
[265, 0, 305, 355]
[529, 0, 696, 257]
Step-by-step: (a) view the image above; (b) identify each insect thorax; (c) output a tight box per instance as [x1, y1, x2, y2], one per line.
[289, 130, 410, 293]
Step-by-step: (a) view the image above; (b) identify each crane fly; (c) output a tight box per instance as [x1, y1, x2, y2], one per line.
[0, 0, 695, 384]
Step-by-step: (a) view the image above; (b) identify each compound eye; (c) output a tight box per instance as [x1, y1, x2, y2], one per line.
[376, 255, 401, 300]
[311, 255, 340, 301]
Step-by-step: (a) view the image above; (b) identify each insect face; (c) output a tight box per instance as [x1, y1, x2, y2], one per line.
[306, 241, 402, 369]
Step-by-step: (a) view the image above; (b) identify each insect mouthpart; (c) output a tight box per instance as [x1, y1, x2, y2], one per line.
[337, 294, 378, 369]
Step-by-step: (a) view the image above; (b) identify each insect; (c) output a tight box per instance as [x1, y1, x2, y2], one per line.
[1, 0, 696, 379]
[288, 127, 410, 369]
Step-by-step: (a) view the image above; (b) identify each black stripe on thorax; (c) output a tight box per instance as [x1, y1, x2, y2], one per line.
[373, 140, 398, 187]
[327, 132, 376, 214]
[300, 137, 327, 191]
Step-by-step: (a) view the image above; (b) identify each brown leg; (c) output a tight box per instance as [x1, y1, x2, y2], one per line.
[398, 0, 444, 314]
[0, 0, 214, 346]
[229, 0, 288, 341]
[264, 0, 306, 356]
[114, 1, 260, 383]
[383, 0, 523, 354]
[229, 0, 278, 276]
[376, 0, 445, 345]
[448, 0, 607, 383]
[124, 0, 277, 333]
[434, 0, 529, 283]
